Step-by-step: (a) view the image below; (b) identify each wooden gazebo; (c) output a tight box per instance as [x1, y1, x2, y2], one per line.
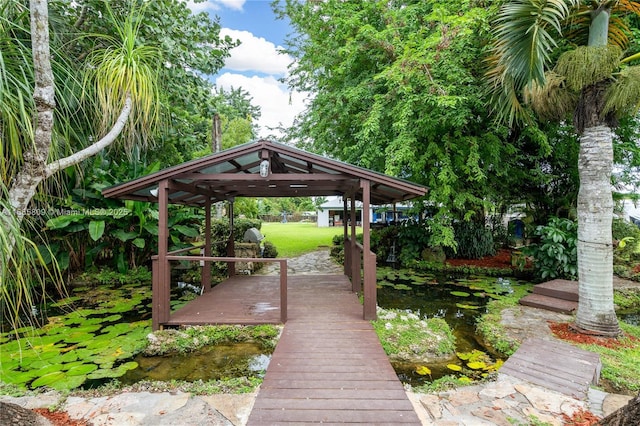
[103, 139, 427, 330]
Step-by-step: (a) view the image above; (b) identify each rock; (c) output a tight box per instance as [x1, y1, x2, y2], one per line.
[602, 393, 635, 417]
[447, 389, 480, 407]
[418, 394, 443, 420]
[0, 401, 52, 426]
[599, 393, 640, 426]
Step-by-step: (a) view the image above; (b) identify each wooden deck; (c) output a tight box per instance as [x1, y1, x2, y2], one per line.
[166, 276, 283, 326]
[247, 275, 421, 425]
[500, 337, 601, 400]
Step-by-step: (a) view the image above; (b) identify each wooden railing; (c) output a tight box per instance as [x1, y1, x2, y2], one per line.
[343, 237, 376, 303]
[151, 255, 287, 330]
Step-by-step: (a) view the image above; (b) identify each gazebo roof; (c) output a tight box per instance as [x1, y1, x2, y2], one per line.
[103, 139, 427, 205]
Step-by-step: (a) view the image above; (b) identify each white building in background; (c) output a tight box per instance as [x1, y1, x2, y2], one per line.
[316, 196, 369, 227]
[316, 196, 413, 227]
[621, 198, 640, 225]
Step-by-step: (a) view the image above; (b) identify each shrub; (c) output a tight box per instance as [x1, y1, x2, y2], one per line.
[525, 217, 577, 280]
[262, 241, 278, 258]
[397, 221, 431, 265]
[445, 221, 495, 259]
[612, 218, 640, 263]
[371, 226, 400, 263]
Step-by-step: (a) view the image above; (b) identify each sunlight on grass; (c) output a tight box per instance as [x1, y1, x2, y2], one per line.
[261, 222, 359, 258]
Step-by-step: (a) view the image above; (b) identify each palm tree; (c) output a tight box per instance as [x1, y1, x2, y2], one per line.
[1, 0, 159, 329]
[488, 0, 640, 336]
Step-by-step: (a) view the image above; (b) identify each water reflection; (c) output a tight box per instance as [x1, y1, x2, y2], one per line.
[120, 342, 271, 384]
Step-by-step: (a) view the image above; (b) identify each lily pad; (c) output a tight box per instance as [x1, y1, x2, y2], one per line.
[393, 284, 412, 291]
[31, 371, 65, 388]
[450, 291, 470, 297]
[48, 374, 87, 391]
[87, 368, 119, 380]
[66, 364, 98, 376]
[456, 303, 481, 310]
[467, 361, 486, 370]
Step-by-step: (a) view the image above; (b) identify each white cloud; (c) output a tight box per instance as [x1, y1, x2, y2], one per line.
[186, 0, 245, 12]
[216, 73, 307, 140]
[220, 28, 291, 75]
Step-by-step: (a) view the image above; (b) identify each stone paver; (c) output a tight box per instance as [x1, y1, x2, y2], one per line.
[257, 248, 343, 276]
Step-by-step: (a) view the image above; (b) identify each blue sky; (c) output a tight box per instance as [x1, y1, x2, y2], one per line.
[187, 0, 305, 139]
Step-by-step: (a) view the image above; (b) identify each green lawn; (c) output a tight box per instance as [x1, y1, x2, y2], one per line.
[261, 222, 358, 258]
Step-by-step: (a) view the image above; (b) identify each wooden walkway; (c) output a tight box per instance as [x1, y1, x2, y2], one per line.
[247, 275, 421, 425]
[167, 275, 283, 326]
[500, 337, 601, 400]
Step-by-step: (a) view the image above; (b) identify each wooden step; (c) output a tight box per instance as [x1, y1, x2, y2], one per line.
[533, 279, 578, 302]
[500, 337, 601, 400]
[519, 293, 577, 314]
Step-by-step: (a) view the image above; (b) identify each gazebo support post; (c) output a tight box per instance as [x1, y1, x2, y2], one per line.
[350, 196, 360, 292]
[227, 198, 235, 277]
[202, 199, 212, 292]
[153, 179, 170, 330]
[362, 179, 376, 320]
[343, 198, 349, 276]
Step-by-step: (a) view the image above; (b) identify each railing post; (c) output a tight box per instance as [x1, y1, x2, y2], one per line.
[364, 251, 377, 320]
[344, 237, 351, 278]
[202, 200, 212, 292]
[353, 246, 362, 293]
[280, 259, 287, 323]
[152, 256, 159, 330]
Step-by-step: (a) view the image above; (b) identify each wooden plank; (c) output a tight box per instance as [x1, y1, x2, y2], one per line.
[252, 398, 415, 411]
[500, 338, 600, 400]
[256, 388, 410, 400]
[259, 380, 405, 391]
[249, 409, 418, 424]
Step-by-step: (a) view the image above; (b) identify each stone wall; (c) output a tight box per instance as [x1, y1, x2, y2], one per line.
[235, 242, 263, 274]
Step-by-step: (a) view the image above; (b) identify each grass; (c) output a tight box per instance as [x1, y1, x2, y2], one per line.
[261, 222, 358, 257]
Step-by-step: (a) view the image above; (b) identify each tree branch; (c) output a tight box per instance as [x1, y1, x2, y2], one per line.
[44, 95, 132, 178]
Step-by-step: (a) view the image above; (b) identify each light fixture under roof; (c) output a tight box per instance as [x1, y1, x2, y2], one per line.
[259, 160, 270, 178]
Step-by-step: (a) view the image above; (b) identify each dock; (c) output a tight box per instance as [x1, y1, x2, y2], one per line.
[247, 274, 421, 424]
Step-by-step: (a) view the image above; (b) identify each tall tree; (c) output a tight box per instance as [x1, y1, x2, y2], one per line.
[276, 0, 519, 247]
[487, 0, 640, 336]
[0, 0, 235, 327]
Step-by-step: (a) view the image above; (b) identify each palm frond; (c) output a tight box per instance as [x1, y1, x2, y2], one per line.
[556, 45, 622, 91]
[487, 0, 579, 125]
[1, 192, 63, 334]
[614, 0, 640, 15]
[604, 65, 640, 115]
[0, 1, 34, 183]
[85, 2, 161, 151]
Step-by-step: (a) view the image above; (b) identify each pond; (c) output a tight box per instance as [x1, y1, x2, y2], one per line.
[375, 268, 530, 386]
[2, 269, 638, 391]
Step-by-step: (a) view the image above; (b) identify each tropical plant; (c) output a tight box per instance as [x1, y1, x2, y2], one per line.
[526, 217, 578, 280]
[276, 0, 517, 248]
[487, 0, 640, 336]
[445, 221, 496, 260]
[1, 0, 235, 331]
[0, 196, 63, 333]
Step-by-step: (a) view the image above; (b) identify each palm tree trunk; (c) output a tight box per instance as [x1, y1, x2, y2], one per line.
[574, 125, 620, 336]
